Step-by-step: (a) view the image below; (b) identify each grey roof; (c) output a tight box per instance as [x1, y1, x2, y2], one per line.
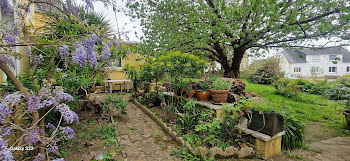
[282, 47, 350, 63]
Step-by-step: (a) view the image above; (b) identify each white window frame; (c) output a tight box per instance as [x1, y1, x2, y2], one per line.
[294, 67, 301, 73]
[329, 67, 337, 73]
[105, 57, 122, 71]
[311, 67, 320, 73]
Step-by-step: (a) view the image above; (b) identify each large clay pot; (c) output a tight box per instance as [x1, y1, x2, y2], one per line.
[186, 90, 197, 98]
[197, 91, 211, 102]
[344, 110, 350, 130]
[210, 89, 229, 103]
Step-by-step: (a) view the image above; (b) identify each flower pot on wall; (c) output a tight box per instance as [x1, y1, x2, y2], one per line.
[197, 91, 211, 102]
[210, 89, 229, 103]
[344, 110, 350, 130]
[247, 110, 284, 136]
[186, 90, 197, 98]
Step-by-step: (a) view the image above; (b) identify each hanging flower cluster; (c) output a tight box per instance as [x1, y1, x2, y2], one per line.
[0, 83, 78, 161]
[59, 34, 112, 69]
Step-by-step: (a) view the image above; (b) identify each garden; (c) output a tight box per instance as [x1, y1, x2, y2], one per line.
[1, 0, 350, 161]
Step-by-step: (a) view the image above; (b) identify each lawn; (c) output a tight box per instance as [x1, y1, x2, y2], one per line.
[243, 79, 349, 139]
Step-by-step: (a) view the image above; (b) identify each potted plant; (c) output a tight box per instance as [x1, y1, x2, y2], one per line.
[247, 109, 284, 136]
[210, 79, 232, 103]
[197, 80, 211, 101]
[185, 81, 199, 98]
[244, 100, 285, 136]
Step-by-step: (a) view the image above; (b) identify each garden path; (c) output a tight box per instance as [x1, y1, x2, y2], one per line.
[115, 95, 181, 161]
[265, 136, 350, 161]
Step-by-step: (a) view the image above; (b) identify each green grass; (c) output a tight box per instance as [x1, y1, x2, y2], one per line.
[243, 80, 347, 131]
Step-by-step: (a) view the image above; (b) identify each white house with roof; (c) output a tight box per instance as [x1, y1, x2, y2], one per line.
[279, 47, 350, 78]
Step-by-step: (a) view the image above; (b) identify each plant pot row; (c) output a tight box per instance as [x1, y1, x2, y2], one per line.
[184, 89, 230, 103]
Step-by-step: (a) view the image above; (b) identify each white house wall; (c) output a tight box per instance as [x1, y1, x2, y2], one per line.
[281, 53, 350, 78]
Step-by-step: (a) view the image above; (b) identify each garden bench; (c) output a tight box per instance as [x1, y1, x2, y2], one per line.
[103, 80, 132, 93]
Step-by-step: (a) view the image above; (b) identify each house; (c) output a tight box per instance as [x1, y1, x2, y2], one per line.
[279, 47, 350, 78]
[0, 0, 35, 84]
[105, 41, 145, 90]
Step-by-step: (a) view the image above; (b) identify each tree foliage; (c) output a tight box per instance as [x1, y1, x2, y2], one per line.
[127, 0, 350, 78]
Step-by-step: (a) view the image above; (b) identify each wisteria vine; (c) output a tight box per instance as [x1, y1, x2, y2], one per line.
[0, 83, 78, 161]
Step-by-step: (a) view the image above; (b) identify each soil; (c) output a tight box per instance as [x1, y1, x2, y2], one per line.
[64, 93, 181, 161]
[304, 122, 339, 143]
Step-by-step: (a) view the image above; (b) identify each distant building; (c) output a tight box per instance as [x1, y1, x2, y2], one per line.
[279, 47, 350, 78]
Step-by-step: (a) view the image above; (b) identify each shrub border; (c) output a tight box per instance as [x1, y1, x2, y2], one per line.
[132, 99, 256, 158]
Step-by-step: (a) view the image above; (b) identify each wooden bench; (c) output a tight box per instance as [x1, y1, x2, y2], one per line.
[103, 80, 132, 93]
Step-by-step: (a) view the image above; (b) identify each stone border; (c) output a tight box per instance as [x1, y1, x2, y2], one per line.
[132, 99, 256, 158]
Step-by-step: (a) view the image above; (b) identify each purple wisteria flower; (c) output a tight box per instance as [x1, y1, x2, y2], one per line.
[54, 87, 74, 102]
[5, 92, 24, 106]
[45, 123, 56, 130]
[0, 136, 14, 161]
[101, 42, 111, 61]
[0, 102, 12, 124]
[0, 126, 12, 137]
[72, 43, 87, 67]
[59, 45, 70, 59]
[52, 158, 65, 161]
[28, 96, 41, 112]
[60, 126, 75, 140]
[55, 104, 79, 124]
[24, 47, 32, 56]
[3, 35, 15, 45]
[0, 0, 12, 15]
[83, 35, 99, 68]
[32, 54, 43, 67]
[46, 142, 59, 153]
[33, 153, 45, 161]
[24, 127, 42, 145]
[0, 56, 16, 70]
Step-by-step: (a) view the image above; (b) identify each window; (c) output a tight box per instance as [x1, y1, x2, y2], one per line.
[329, 55, 337, 61]
[329, 67, 337, 73]
[311, 55, 320, 62]
[347, 67, 350, 72]
[311, 67, 320, 73]
[106, 58, 122, 68]
[294, 67, 301, 73]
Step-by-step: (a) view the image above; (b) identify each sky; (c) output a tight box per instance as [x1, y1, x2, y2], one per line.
[79, 0, 350, 58]
[78, 0, 143, 42]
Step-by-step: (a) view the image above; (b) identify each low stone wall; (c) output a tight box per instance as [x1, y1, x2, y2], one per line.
[132, 99, 256, 158]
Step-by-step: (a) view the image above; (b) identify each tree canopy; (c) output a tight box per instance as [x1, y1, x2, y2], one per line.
[127, 0, 350, 78]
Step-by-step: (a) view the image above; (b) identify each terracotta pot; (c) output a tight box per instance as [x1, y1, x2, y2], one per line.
[186, 90, 197, 98]
[210, 89, 229, 103]
[344, 111, 350, 130]
[197, 91, 211, 102]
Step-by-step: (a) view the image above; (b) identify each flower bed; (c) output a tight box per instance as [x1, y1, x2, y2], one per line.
[132, 96, 256, 158]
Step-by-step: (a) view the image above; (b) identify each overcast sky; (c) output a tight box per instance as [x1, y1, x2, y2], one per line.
[77, 0, 143, 42]
[78, 0, 349, 57]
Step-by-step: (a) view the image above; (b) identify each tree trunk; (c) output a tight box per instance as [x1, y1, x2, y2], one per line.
[222, 49, 245, 78]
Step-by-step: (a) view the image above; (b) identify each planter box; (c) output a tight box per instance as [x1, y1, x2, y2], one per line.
[247, 110, 284, 136]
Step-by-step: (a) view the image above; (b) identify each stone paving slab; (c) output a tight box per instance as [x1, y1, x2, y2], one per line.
[116, 101, 181, 161]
